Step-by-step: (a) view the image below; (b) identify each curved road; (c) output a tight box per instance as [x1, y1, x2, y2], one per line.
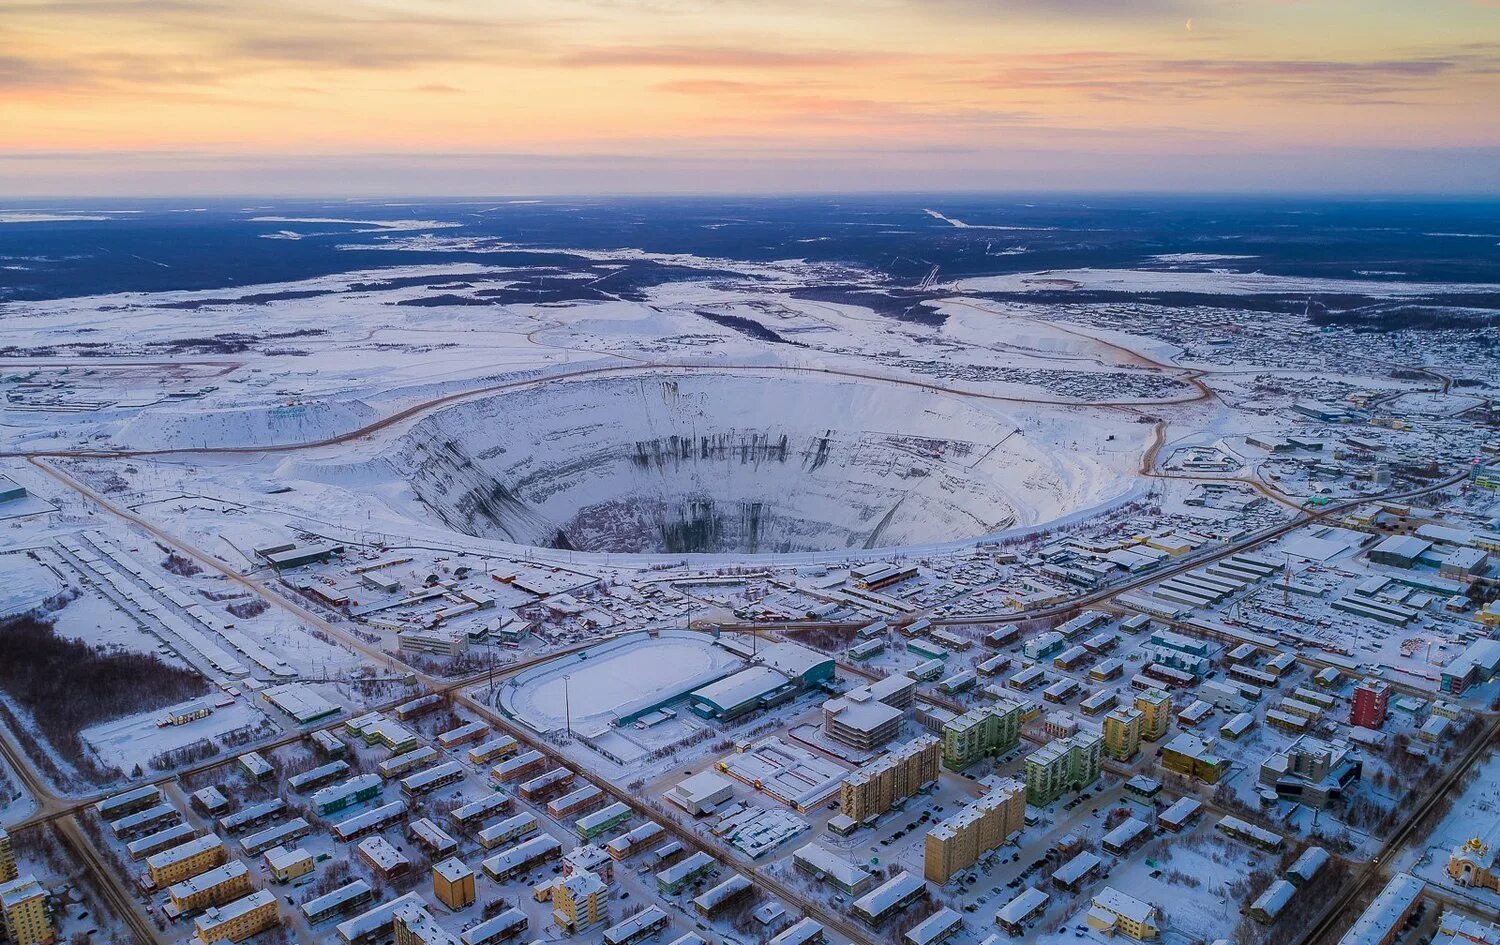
[0, 359, 1210, 461]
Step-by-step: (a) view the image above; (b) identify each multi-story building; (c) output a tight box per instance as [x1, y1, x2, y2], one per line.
[822, 691, 903, 751]
[840, 736, 940, 822]
[147, 835, 226, 888]
[552, 869, 609, 933]
[1350, 680, 1390, 729]
[433, 857, 475, 910]
[311, 773, 383, 817]
[941, 700, 1022, 770]
[1024, 730, 1103, 806]
[397, 628, 470, 658]
[923, 779, 1025, 884]
[1134, 689, 1172, 742]
[264, 846, 314, 884]
[0, 828, 15, 884]
[168, 860, 252, 914]
[392, 901, 462, 945]
[193, 889, 278, 944]
[1259, 735, 1362, 808]
[1103, 707, 1143, 761]
[0, 875, 54, 945]
[1159, 732, 1229, 784]
[0, 829, 18, 890]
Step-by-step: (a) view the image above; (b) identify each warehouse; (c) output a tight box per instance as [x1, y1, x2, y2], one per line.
[853, 871, 926, 924]
[688, 666, 800, 720]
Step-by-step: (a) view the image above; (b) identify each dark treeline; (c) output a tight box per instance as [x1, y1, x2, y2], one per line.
[0, 614, 208, 762]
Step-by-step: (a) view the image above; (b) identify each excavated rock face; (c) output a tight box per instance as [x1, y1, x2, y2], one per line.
[388, 373, 1125, 555]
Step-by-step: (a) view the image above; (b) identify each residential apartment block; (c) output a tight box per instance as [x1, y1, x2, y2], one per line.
[1024, 730, 1103, 806]
[923, 779, 1025, 884]
[941, 700, 1022, 770]
[840, 736, 940, 822]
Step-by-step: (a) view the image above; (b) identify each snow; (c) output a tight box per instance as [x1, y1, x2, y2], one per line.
[949, 268, 1500, 297]
[499, 630, 743, 735]
[81, 698, 271, 774]
[348, 370, 1142, 555]
[0, 553, 63, 617]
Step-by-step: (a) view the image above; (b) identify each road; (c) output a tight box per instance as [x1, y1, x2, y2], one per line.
[16, 454, 898, 944]
[1294, 711, 1500, 945]
[0, 725, 164, 945]
[3, 399, 1482, 945]
[0, 359, 1213, 462]
[703, 469, 1469, 638]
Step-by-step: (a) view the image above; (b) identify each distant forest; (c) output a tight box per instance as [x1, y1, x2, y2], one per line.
[0, 614, 207, 767]
[1308, 301, 1500, 332]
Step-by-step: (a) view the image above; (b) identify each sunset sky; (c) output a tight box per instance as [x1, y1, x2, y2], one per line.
[4, 0, 1499, 195]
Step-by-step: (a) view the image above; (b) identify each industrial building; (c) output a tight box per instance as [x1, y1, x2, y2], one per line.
[664, 771, 736, 816]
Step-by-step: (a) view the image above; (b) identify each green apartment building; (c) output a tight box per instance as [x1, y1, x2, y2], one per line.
[942, 699, 1022, 770]
[1024, 730, 1103, 805]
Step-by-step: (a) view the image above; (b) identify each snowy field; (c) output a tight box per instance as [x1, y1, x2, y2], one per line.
[81, 696, 273, 774]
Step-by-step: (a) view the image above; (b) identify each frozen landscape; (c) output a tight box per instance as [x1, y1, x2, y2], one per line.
[0, 196, 1496, 945]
